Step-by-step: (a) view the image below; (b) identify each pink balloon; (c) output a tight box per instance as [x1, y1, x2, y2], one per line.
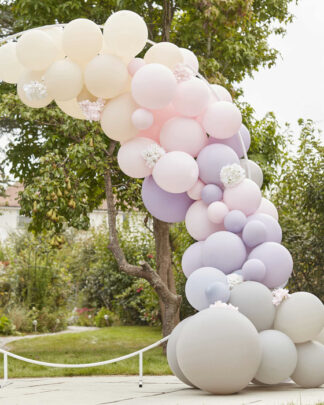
[223, 179, 262, 215]
[160, 117, 207, 157]
[131, 108, 154, 130]
[210, 84, 232, 102]
[187, 179, 205, 200]
[127, 58, 146, 76]
[172, 78, 210, 117]
[180, 48, 199, 74]
[185, 200, 223, 241]
[207, 201, 229, 224]
[117, 137, 155, 178]
[255, 197, 279, 221]
[203, 101, 242, 139]
[152, 151, 199, 193]
[131, 63, 177, 110]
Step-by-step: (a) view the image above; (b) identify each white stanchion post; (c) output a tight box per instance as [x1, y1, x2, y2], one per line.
[139, 351, 143, 388]
[4, 353, 8, 383]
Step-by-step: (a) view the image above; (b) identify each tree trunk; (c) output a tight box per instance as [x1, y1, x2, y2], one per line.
[162, 0, 173, 41]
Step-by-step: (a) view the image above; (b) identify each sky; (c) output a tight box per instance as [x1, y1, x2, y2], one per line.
[242, 0, 324, 134]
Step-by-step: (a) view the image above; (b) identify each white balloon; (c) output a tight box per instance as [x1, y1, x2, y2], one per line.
[210, 84, 232, 102]
[240, 159, 263, 188]
[180, 48, 199, 74]
[0, 42, 24, 83]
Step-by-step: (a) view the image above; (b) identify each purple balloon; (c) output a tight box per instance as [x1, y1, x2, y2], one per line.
[205, 281, 230, 304]
[142, 176, 193, 223]
[202, 231, 247, 274]
[246, 213, 282, 243]
[224, 210, 247, 233]
[201, 184, 223, 205]
[197, 144, 239, 187]
[208, 124, 251, 158]
[248, 242, 293, 289]
[242, 220, 267, 248]
[242, 259, 266, 282]
[182, 241, 204, 278]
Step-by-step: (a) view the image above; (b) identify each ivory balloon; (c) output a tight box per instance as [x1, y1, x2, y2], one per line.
[56, 98, 86, 120]
[223, 179, 262, 215]
[0, 42, 24, 84]
[17, 70, 53, 108]
[44, 59, 83, 101]
[144, 42, 183, 69]
[187, 179, 205, 200]
[210, 84, 232, 102]
[100, 93, 138, 143]
[203, 101, 242, 139]
[240, 159, 263, 188]
[44, 27, 65, 60]
[255, 197, 279, 221]
[180, 48, 199, 74]
[84, 55, 128, 99]
[172, 78, 210, 117]
[63, 18, 102, 64]
[16, 30, 58, 71]
[77, 86, 97, 102]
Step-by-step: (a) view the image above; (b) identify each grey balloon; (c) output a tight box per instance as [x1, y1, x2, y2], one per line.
[166, 318, 195, 387]
[229, 281, 276, 331]
[205, 281, 230, 304]
[176, 307, 261, 394]
[291, 341, 324, 388]
[255, 330, 297, 385]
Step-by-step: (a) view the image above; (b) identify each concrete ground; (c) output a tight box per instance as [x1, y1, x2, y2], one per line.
[0, 376, 323, 405]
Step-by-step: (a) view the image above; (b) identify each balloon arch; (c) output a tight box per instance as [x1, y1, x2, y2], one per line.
[0, 10, 323, 395]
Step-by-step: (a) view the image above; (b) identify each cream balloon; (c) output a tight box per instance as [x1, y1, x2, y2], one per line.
[100, 93, 138, 143]
[240, 159, 263, 188]
[84, 54, 128, 99]
[44, 27, 66, 60]
[77, 86, 97, 103]
[0, 42, 24, 84]
[44, 59, 83, 101]
[63, 19, 103, 64]
[144, 42, 183, 69]
[17, 70, 53, 108]
[16, 29, 58, 71]
[104, 10, 148, 59]
[56, 99, 86, 120]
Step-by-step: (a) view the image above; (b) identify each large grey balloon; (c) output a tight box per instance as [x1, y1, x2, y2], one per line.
[176, 307, 261, 394]
[274, 292, 324, 343]
[291, 341, 324, 388]
[255, 330, 297, 385]
[229, 281, 276, 331]
[166, 318, 195, 387]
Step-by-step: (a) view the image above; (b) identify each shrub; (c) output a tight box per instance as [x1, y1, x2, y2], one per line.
[0, 315, 15, 335]
[94, 307, 118, 327]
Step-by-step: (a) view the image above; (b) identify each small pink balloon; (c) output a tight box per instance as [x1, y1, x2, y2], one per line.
[207, 201, 229, 224]
[131, 63, 177, 110]
[203, 101, 242, 139]
[117, 137, 155, 178]
[172, 77, 210, 117]
[152, 151, 199, 193]
[187, 179, 205, 200]
[131, 108, 154, 130]
[185, 200, 224, 241]
[127, 58, 146, 76]
[210, 84, 232, 102]
[223, 179, 262, 215]
[160, 117, 207, 157]
[255, 197, 279, 221]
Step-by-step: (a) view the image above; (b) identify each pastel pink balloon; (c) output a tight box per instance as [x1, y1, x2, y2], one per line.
[131, 108, 154, 130]
[223, 179, 262, 215]
[187, 179, 205, 200]
[172, 78, 210, 117]
[131, 63, 177, 110]
[255, 197, 279, 221]
[117, 137, 155, 178]
[127, 57, 145, 76]
[152, 151, 199, 193]
[210, 84, 232, 102]
[185, 200, 224, 241]
[207, 201, 229, 224]
[160, 117, 207, 157]
[180, 48, 199, 74]
[203, 101, 242, 139]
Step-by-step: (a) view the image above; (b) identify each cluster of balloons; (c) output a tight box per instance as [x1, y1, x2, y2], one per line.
[0, 9, 323, 396]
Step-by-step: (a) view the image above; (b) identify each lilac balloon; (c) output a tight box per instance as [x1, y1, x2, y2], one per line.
[197, 144, 239, 187]
[202, 231, 247, 274]
[242, 259, 266, 282]
[201, 184, 223, 205]
[248, 242, 293, 288]
[224, 210, 247, 233]
[208, 124, 251, 158]
[142, 176, 193, 223]
[246, 213, 282, 243]
[205, 281, 230, 304]
[182, 241, 204, 278]
[242, 220, 267, 248]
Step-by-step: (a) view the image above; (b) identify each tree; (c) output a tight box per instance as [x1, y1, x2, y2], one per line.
[0, 0, 295, 336]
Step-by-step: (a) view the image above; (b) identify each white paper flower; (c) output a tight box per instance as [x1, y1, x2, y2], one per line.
[23, 80, 48, 100]
[173, 63, 194, 83]
[141, 144, 166, 168]
[210, 301, 238, 311]
[79, 98, 105, 122]
[226, 273, 243, 289]
[220, 163, 246, 188]
[272, 288, 291, 306]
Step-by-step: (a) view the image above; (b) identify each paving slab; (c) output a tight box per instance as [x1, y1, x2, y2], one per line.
[0, 376, 323, 405]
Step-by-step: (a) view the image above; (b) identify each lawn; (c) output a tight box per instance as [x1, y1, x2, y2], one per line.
[0, 326, 171, 378]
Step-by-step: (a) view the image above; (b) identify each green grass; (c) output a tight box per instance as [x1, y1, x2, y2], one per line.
[0, 326, 171, 378]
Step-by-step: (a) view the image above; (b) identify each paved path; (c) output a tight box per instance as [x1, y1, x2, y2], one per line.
[0, 326, 99, 349]
[0, 376, 323, 405]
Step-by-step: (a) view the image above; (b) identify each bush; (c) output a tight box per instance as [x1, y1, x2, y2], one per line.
[0, 315, 15, 335]
[94, 307, 118, 327]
